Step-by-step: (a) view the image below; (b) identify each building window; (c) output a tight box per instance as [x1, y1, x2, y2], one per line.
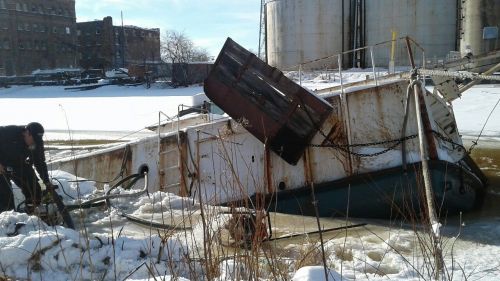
[31, 5, 36, 12]
[39, 25, 45, 32]
[96, 28, 100, 35]
[66, 27, 71, 34]
[34, 40, 39, 50]
[53, 26, 57, 33]
[24, 23, 30, 31]
[77, 30, 81, 36]
[18, 41, 24, 49]
[17, 23, 23, 31]
[23, 3, 28, 12]
[16, 3, 21, 11]
[0, 0, 5, 9]
[33, 23, 38, 32]
[41, 41, 46, 50]
[3, 39, 9, 49]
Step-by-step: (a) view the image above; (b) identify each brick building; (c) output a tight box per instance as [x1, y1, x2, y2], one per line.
[0, 0, 77, 76]
[77, 16, 161, 73]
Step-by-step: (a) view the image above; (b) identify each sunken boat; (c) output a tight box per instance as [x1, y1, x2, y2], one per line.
[51, 38, 488, 219]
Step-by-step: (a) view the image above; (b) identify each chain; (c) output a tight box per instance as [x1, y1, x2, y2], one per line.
[310, 134, 418, 157]
[431, 130, 467, 153]
[311, 131, 467, 158]
[418, 69, 500, 82]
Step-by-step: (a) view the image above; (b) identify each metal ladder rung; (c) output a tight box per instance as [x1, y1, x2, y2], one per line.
[164, 165, 180, 171]
[160, 149, 178, 155]
[164, 182, 181, 189]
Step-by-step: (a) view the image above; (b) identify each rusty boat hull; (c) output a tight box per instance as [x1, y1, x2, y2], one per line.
[243, 159, 485, 219]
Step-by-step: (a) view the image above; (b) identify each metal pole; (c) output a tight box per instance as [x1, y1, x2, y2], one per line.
[338, 54, 344, 92]
[405, 36, 416, 68]
[352, 0, 358, 67]
[338, 54, 353, 175]
[413, 80, 444, 279]
[370, 46, 377, 86]
[299, 64, 302, 86]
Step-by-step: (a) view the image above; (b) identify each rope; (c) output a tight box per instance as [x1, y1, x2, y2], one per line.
[469, 97, 500, 153]
[418, 69, 500, 82]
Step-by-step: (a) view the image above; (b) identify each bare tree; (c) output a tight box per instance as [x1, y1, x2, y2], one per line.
[191, 47, 210, 62]
[161, 30, 210, 63]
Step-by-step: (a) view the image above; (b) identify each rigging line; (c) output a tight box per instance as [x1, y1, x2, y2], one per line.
[469, 96, 500, 153]
[110, 127, 154, 142]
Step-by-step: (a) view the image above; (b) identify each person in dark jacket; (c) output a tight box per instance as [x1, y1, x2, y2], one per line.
[0, 122, 51, 213]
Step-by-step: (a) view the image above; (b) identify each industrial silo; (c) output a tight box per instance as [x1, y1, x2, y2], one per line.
[266, 0, 348, 70]
[364, 0, 458, 67]
[460, 0, 500, 57]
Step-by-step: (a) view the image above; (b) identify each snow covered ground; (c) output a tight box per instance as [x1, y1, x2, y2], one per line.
[1, 73, 500, 280]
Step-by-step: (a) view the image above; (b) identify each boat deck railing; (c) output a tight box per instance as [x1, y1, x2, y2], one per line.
[291, 36, 427, 94]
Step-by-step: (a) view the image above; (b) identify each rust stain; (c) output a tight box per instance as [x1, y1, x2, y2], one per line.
[265, 147, 273, 193]
[302, 148, 313, 186]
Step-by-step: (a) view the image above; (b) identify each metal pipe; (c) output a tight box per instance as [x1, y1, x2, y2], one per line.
[338, 54, 353, 175]
[299, 64, 302, 86]
[342, 0, 345, 56]
[413, 80, 444, 279]
[352, 0, 358, 67]
[370, 46, 377, 86]
[405, 36, 416, 68]
[267, 223, 366, 242]
[338, 54, 344, 92]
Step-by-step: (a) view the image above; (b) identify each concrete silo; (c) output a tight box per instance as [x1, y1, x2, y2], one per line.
[460, 0, 500, 57]
[265, 0, 349, 70]
[364, 0, 458, 67]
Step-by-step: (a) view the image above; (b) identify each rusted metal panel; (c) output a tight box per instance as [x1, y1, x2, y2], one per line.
[53, 145, 131, 185]
[345, 81, 420, 173]
[204, 38, 333, 165]
[308, 94, 351, 182]
[187, 119, 267, 203]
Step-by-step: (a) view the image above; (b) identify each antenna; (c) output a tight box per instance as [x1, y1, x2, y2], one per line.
[258, 0, 266, 62]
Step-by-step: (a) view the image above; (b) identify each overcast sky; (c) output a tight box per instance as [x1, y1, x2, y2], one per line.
[75, 0, 261, 57]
